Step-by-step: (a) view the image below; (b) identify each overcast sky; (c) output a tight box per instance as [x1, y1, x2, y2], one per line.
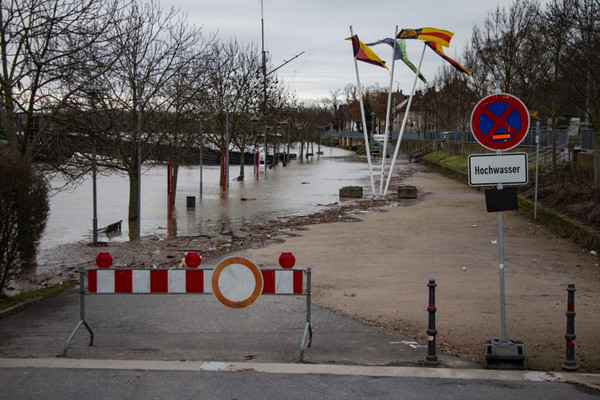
[162, 0, 526, 103]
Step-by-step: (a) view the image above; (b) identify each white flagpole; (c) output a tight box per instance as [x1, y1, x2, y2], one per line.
[383, 41, 426, 196]
[379, 27, 398, 196]
[350, 26, 376, 196]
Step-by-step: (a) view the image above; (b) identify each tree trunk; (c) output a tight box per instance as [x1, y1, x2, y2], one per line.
[127, 163, 140, 240]
[239, 143, 246, 179]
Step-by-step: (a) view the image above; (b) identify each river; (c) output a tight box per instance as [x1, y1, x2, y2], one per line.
[40, 146, 378, 251]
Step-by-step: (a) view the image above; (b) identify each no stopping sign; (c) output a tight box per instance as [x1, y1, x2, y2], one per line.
[471, 94, 530, 151]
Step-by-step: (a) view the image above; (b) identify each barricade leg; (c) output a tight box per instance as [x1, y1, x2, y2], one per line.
[300, 268, 312, 362]
[63, 268, 94, 357]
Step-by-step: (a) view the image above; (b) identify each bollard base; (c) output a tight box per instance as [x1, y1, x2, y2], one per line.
[562, 360, 579, 371]
[424, 355, 439, 366]
[484, 339, 526, 370]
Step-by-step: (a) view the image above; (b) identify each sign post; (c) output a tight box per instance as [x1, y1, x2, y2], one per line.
[470, 92, 530, 369]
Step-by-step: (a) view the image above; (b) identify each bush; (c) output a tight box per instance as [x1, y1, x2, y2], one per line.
[0, 148, 49, 294]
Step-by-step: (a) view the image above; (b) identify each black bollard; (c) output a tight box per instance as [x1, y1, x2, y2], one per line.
[425, 279, 439, 366]
[562, 282, 578, 371]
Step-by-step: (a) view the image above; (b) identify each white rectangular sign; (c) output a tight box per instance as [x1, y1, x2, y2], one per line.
[468, 153, 528, 186]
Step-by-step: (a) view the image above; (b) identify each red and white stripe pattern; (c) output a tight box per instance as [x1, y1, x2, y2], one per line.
[87, 268, 303, 294]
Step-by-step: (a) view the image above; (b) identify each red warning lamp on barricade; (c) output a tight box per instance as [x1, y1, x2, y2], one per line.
[96, 252, 113, 268]
[278, 252, 296, 269]
[184, 252, 202, 268]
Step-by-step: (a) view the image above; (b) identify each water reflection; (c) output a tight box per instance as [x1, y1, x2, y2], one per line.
[41, 146, 376, 251]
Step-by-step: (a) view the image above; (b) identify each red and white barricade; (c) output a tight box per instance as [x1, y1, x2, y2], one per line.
[64, 254, 312, 361]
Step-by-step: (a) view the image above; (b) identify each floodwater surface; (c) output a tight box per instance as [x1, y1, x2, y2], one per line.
[41, 147, 380, 251]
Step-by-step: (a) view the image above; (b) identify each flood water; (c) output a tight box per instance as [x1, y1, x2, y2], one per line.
[41, 146, 379, 251]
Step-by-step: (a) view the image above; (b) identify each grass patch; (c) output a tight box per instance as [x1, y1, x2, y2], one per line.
[0, 280, 77, 312]
[422, 150, 468, 171]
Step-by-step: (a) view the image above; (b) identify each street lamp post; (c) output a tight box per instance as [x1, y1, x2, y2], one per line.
[371, 111, 376, 136]
[136, 75, 142, 239]
[87, 85, 103, 245]
[287, 119, 291, 166]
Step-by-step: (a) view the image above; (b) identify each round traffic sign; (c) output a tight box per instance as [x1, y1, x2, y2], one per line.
[211, 256, 263, 308]
[470, 94, 530, 151]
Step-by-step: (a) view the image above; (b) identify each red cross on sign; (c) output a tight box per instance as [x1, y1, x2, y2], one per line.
[470, 94, 530, 151]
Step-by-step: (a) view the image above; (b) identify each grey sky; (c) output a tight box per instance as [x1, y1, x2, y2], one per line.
[164, 0, 525, 102]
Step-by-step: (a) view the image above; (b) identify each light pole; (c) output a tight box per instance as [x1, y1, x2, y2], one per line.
[261, 0, 267, 175]
[86, 85, 103, 245]
[199, 120, 203, 195]
[371, 112, 375, 136]
[136, 75, 142, 239]
[260, 0, 304, 172]
[278, 119, 291, 166]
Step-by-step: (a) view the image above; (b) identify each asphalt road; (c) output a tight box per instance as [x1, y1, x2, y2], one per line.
[0, 283, 598, 399]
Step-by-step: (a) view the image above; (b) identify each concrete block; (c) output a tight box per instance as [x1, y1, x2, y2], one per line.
[339, 186, 363, 198]
[397, 185, 417, 199]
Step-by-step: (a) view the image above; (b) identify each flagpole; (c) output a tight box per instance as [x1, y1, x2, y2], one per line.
[379, 26, 398, 196]
[350, 26, 376, 196]
[383, 41, 426, 196]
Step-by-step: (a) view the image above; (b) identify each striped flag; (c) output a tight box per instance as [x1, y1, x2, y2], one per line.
[346, 35, 388, 70]
[366, 38, 427, 83]
[397, 27, 454, 48]
[426, 41, 472, 75]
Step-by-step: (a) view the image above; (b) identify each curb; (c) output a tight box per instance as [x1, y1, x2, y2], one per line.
[0, 357, 598, 390]
[0, 298, 43, 320]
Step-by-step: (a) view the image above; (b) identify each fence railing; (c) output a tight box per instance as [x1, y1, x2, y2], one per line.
[401, 129, 593, 168]
[581, 129, 594, 151]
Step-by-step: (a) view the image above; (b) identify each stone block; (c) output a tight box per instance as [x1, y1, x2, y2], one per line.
[397, 185, 417, 199]
[339, 186, 363, 198]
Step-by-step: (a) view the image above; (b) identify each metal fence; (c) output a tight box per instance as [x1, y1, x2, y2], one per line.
[402, 129, 575, 149]
[581, 129, 594, 151]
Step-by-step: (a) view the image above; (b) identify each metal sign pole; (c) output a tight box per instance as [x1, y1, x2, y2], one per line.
[497, 150, 507, 343]
[471, 85, 527, 368]
[493, 83, 507, 344]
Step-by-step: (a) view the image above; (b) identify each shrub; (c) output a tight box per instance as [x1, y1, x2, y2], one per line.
[0, 148, 49, 294]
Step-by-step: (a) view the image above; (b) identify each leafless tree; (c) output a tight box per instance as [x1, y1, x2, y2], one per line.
[84, 0, 205, 236]
[470, 0, 541, 95]
[0, 0, 128, 168]
[564, 0, 600, 184]
[530, 0, 577, 171]
[158, 40, 215, 206]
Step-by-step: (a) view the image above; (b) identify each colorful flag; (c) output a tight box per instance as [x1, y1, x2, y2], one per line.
[346, 35, 388, 70]
[397, 27, 454, 48]
[366, 38, 427, 84]
[425, 41, 472, 75]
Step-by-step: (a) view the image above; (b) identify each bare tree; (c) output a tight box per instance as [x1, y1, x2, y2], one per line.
[532, 0, 577, 171]
[0, 0, 126, 164]
[565, 0, 600, 184]
[159, 40, 215, 205]
[471, 0, 541, 95]
[0, 0, 128, 267]
[87, 0, 205, 236]
[200, 39, 284, 183]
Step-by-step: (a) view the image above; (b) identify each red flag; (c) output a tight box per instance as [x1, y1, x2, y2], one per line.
[346, 35, 388, 70]
[426, 41, 472, 75]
